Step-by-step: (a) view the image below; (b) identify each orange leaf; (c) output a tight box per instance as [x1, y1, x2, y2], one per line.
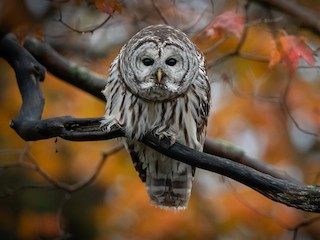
[95, 0, 122, 15]
[270, 31, 315, 72]
[205, 11, 244, 39]
[269, 50, 281, 67]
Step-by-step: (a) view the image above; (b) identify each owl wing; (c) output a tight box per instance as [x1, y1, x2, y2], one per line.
[196, 51, 211, 146]
[197, 90, 211, 143]
[128, 144, 146, 182]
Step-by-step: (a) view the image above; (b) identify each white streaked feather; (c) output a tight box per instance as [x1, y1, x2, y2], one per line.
[101, 25, 210, 210]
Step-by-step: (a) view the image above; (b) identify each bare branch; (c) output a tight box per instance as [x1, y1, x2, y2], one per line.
[67, 144, 123, 192]
[250, 0, 320, 35]
[226, 180, 291, 230]
[221, 71, 319, 138]
[23, 37, 107, 101]
[0, 34, 45, 121]
[0, 142, 123, 196]
[7, 116, 320, 213]
[280, 76, 319, 137]
[290, 216, 320, 240]
[152, 0, 170, 25]
[0, 184, 55, 197]
[56, 8, 114, 34]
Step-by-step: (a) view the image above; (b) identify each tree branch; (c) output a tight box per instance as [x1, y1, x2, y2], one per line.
[2, 34, 320, 213]
[23, 37, 107, 101]
[8, 116, 320, 213]
[0, 34, 45, 121]
[56, 8, 115, 34]
[250, 0, 320, 35]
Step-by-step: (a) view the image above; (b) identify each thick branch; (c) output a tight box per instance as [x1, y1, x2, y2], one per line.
[251, 0, 320, 35]
[23, 37, 107, 100]
[4, 34, 320, 213]
[203, 138, 298, 184]
[142, 131, 320, 213]
[9, 116, 320, 213]
[10, 117, 123, 141]
[0, 35, 45, 121]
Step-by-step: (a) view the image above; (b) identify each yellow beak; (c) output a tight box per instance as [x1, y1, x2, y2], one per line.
[157, 69, 162, 82]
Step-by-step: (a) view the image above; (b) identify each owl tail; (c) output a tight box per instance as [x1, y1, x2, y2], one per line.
[146, 159, 194, 210]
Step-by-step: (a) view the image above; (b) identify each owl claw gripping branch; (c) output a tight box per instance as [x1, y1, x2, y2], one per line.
[159, 132, 176, 146]
[101, 25, 211, 210]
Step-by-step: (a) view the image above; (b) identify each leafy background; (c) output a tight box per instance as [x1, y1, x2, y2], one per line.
[0, 0, 320, 239]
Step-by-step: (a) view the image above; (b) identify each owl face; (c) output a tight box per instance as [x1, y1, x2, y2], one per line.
[119, 25, 199, 101]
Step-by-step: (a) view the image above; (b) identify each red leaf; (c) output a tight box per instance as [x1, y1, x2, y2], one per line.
[95, 0, 122, 15]
[205, 11, 244, 39]
[269, 31, 315, 73]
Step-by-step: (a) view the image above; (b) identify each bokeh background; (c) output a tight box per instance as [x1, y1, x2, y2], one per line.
[0, 0, 320, 239]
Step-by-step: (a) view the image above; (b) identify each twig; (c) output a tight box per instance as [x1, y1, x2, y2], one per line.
[65, 144, 124, 192]
[207, 3, 252, 67]
[280, 76, 319, 137]
[203, 36, 228, 54]
[289, 216, 320, 240]
[0, 141, 123, 196]
[18, 141, 32, 163]
[57, 8, 114, 34]
[183, 8, 208, 33]
[250, 0, 320, 35]
[245, 16, 283, 27]
[28, 144, 122, 193]
[152, 0, 170, 25]
[26, 152, 76, 192]
[226, 180, 291, 229]
[56, 193, 72, 240]
[0, 184, 55, 197]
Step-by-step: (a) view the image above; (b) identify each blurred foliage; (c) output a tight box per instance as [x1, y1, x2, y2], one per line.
[0, 0, 320, 239]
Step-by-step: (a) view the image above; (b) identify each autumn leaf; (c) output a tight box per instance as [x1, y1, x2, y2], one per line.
[204, 11, 244, 39]
[95, 0, 122, 15]
[269, 31, 315, 73]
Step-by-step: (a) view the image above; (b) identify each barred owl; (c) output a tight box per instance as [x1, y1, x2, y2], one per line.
[101, 25, 211, 210]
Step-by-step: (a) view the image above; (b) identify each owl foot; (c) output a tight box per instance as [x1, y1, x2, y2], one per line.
[100, 118, 120, 133]
[159, 133, 176, 146]
[169, 134, 176, 145]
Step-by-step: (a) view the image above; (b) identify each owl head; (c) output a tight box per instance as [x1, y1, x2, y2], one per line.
[118, 25, 201, 101]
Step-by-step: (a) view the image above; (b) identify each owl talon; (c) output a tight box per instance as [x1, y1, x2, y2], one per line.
[159, 133, 165, 141]
[169, 135, 176, 146]
[100, 119, 120, 133]
[158, 133, 176, 146]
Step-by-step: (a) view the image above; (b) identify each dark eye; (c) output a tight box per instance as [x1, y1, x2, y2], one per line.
[142, 58, 154, 66]
[165, 58, 177, 66]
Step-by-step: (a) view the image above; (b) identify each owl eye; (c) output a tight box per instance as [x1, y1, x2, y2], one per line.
[165, 58, 177, 66]
[142, 58, 154, 66]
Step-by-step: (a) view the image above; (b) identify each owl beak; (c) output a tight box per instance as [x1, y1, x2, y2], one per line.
[157, 68, 163, 82]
